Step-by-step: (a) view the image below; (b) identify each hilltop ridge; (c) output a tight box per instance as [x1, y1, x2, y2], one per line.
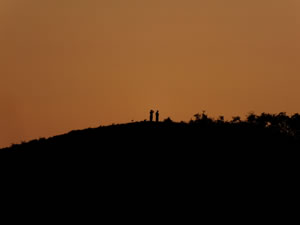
[2, 111, 300, 153]
[1, 116, 298, 187]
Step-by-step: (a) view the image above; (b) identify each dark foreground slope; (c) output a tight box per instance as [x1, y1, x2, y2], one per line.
[2, 120, 298, 188]
[1, 120, 298, 217]
[1, 120, 299, 158]
[2, 120, 299, 185]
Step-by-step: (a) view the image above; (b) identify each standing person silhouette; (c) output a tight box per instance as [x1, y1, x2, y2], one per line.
[156, 110, 159, 122]
[150, 110, 154, 122]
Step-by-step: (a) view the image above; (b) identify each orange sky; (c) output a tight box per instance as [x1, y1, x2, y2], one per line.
[1, 0, 300, 148]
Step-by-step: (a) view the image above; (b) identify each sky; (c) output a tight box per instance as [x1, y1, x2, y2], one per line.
[1, 0, 300, 148]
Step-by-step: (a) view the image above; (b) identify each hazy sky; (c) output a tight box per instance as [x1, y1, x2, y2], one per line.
[1, 0, 300, 147]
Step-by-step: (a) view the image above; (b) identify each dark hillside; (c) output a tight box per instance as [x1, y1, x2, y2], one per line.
[2, 112, 299, 166]
[2, 120, 298, 153]
[2, 116, 298, 212]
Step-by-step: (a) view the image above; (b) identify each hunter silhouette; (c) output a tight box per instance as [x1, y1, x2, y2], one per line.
[156, 110, 159, 122]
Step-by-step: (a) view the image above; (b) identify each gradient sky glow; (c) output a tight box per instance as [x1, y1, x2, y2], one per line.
[1, 0, 300, 147]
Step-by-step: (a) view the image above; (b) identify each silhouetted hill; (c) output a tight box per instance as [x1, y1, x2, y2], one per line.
[2, 115, 298, 215]
[2, 120, 299, 153]
[2, 113, 299, 163]
[2, 111, 300, 173]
